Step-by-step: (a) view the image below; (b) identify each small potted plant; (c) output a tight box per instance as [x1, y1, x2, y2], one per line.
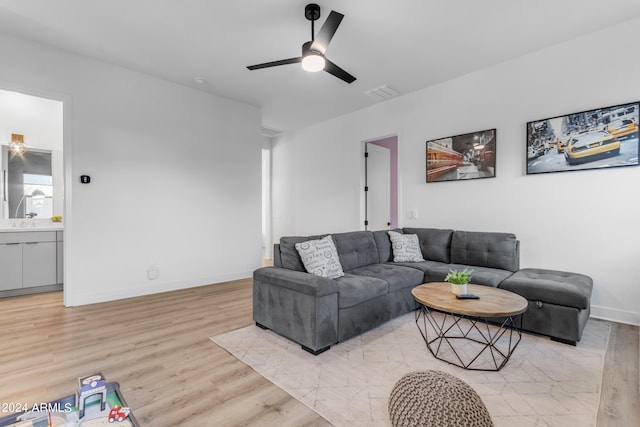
[444, 267, 473, 295]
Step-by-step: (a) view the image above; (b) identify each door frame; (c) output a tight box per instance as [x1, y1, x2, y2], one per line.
[359, 132, 401, 231]
[0, 80, 73, 306]
[261, 142, 272, 260]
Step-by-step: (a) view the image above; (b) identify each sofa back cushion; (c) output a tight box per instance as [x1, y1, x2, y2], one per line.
[450, 231, 519, 272]
[373, 229, 401, 263]
[403, 228, 454, 263]
[279, 234, 327, 271]
[332, 231, 380, 271]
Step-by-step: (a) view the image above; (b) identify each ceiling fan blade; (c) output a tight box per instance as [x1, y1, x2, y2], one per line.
[324, 58, 356, 84]
[310, 10, 344, 54]
[247, 57, 302, 70]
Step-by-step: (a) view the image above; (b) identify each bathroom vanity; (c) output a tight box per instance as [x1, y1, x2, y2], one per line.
[0, 228, 63, 297]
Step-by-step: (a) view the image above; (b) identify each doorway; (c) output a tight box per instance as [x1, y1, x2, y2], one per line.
[363, 135, 398, 231]
[0, 87, 67, 301]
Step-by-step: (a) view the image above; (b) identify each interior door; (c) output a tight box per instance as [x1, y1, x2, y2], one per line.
[366, 143, 391, 230]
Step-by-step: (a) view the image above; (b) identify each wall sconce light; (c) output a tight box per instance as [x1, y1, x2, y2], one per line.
[9, 133, 26, 155]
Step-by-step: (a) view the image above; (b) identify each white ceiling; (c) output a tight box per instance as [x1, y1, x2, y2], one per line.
[1, 0, 640, 132]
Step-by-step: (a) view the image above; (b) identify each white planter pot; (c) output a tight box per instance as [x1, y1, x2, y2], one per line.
[451, 283, 468, 295]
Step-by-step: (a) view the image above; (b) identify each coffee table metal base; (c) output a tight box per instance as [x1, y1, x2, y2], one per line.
[415, 305, 523, 371]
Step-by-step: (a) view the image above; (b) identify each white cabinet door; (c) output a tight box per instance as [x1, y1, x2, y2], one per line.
[0, 243, 22, 290]
[23, 242, 57, 288]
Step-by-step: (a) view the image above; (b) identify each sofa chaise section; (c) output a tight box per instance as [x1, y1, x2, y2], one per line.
[499, 268, 593, 344]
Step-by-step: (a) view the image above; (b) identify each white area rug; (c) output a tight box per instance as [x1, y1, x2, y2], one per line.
[212, 313, 610, 427]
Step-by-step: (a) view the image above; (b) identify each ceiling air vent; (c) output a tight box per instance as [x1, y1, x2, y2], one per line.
[365, 84, 400, 100]
[261, 126, 283, 138]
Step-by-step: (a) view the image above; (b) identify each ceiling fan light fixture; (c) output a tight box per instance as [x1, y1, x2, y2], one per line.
[301, 52, 325, 72]
[247, 5, 355, 83]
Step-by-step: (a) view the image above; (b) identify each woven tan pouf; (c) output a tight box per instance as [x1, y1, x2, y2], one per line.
[388, 370, 493, 427]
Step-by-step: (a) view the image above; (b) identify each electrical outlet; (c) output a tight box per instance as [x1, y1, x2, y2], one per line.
[147, 265, 159, 280]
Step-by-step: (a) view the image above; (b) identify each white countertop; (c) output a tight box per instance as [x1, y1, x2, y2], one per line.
[0, 225, 63, 232]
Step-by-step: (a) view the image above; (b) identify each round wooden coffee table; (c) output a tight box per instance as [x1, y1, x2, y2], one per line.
[412, 282, 528, 371]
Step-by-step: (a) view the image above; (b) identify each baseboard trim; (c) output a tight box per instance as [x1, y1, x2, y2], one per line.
[591, 304, 640, 327]
[0, 283, 63, 298]
[66, 271, 253, 306]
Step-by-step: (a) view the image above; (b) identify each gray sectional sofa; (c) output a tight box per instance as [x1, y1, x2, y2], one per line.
[253, 228, 592, 354]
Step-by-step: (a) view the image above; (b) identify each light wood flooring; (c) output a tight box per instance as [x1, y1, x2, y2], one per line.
[0, 280, 637, 426]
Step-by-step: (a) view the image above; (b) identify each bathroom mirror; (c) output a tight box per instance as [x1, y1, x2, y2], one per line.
[0, 89, 64, 220]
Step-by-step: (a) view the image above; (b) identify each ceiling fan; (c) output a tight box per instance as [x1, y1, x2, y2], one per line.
[247, 3, 356, 84]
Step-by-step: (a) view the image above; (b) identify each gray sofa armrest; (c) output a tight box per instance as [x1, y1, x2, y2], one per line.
[253, 267, 338, 297]
[253, 266, 339, 353]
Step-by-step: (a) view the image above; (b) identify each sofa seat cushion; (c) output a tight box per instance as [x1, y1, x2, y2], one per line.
[421, 263, 514, 288]
[499, 268, 593, 310]
[334, 274, 389, 309]
[349, 264, 425, 292]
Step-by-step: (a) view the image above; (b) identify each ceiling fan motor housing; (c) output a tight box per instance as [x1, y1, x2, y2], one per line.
[302, 41, 320, 56]
[305, 3, 321, 21]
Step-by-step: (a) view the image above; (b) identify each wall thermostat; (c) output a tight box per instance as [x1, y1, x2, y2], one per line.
[80, 175, 91, 184]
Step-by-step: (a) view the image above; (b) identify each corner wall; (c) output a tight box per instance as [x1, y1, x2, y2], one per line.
[0, 33, 262, 305]
[272, 18, 640, 325]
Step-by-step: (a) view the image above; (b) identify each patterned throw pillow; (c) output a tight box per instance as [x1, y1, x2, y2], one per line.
[295, 235, 345, 279]
[388, 231, 425, 262]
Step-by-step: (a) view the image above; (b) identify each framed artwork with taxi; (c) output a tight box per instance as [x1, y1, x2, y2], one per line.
[526, 101, 639, 174]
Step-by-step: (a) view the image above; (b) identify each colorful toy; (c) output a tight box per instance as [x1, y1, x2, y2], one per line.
[108, 406, 131, 423]
[77, 373, 108, 419]
[0, 374, 138, 427]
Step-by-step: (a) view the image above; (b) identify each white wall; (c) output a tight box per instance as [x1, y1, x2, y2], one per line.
[272, 18, 640, 325]
[0, 32, 263, 306]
